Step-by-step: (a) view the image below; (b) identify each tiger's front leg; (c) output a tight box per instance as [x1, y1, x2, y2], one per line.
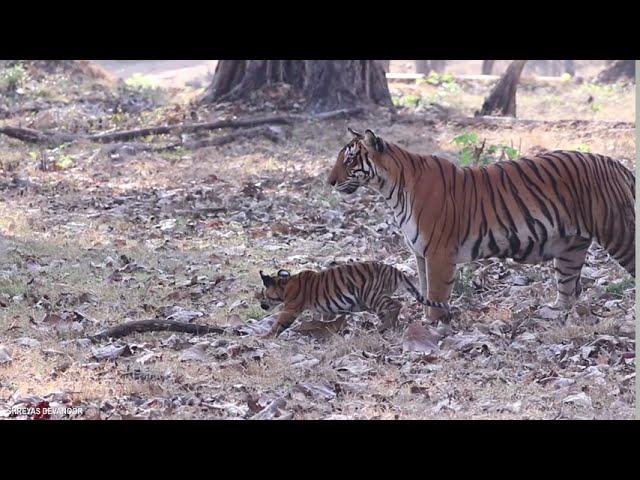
[414, 254, 429, 317]
[265, 309, 300, 338]
[425, 255, 457, 321]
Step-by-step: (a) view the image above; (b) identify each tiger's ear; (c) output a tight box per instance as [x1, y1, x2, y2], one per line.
[260, 270, 274, 287]
[348, 127, 363, 139]
[277, 269, 291, 279]
[364, 129, 385, 153]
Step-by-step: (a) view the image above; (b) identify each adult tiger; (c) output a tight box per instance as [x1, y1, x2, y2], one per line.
[328, 128, 635, 321]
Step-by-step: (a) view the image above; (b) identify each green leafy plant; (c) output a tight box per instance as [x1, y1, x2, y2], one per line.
[393, 94, 422, 108]
[452, 264, 475, 298]
[452, 132, 479, 166]
[604, 279, 634, 296]
[124, 73, 158, 90]
[55, 154, 74, 170]
[452, 132, 520, 167]
[573, 143, 590, 153]
[424, 71, 455, 86]
[0, 63, 27, 93]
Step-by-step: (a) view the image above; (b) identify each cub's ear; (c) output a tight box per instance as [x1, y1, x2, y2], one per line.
[348, 127, 363, 139]
[364, 129, 385, 153]
[260, 270, 274, 286]
[277, 269, 291, 279]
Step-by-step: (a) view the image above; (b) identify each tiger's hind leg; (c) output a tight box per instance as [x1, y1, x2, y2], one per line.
[552, 237, 590, 310]
[372, 295, 402, 333]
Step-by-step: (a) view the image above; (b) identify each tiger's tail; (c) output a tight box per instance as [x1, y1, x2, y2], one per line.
[396, 270, 450, 311]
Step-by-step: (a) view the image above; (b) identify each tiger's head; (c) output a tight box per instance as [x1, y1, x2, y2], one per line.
[259, 269, 291, 310]
[327, 127, 386, 194]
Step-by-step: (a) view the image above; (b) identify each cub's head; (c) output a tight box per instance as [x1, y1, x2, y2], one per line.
[259, 269, 291, 310]
[327, 127, 386, 194]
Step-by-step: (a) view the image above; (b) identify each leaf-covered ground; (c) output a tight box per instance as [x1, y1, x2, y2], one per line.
[0, 62, 635, 419]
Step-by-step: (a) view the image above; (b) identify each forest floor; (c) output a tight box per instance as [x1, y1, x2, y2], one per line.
[0, 62, 635, 419]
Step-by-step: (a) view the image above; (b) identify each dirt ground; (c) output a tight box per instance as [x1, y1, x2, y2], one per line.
[0, 61, 635, 419]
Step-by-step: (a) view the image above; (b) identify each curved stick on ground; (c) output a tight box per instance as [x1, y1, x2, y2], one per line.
[89, 319, 227, 342]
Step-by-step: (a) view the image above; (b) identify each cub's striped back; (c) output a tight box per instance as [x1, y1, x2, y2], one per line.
[259, 261, 448, 337]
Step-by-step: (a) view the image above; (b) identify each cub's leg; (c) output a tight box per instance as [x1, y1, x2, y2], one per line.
[373, 295, 402, 332]
[265, 309, 300, 337]
[552, 238, 590, 310]
[425, 255, 457, 321]
[414, 254, 428, 316]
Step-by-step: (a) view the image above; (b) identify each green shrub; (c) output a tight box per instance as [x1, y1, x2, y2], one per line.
[0, 63, 27, 93]
[452, 132, 520, 167]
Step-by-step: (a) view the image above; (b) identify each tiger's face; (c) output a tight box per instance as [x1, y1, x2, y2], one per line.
[328, 128, 385, 195]
[259, 269, 291, 310]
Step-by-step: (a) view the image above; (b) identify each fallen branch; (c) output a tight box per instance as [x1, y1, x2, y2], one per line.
[101, 126, 280, 156]
[88, 114, 294, 143]
[0, 125, 78, 145]
[89, 319, 227, 342]
[0, 108, 363, 148]
[450, 116, 635, 131]
[310, 107, 365, 120]
[0, 114, 293, 146]
[394, 113, 635, 131]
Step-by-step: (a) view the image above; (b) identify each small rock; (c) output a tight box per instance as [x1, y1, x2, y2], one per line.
[509, 275, 529, 286]
[0, 346, 12, 364]
[536, 306, 563, 320]
[16, 337, 41, 348]
[562, 392, 593, 409]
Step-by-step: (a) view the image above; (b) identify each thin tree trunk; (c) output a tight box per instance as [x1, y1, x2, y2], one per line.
[564, 60, 576, 76]
[478, 60, 527, 117]
[415, 60, 428, 75]
[415, 60, 446, 75]
[595, 60, 635, 83]
[481, 60, 495, 75]
[431, 60, 446, 73]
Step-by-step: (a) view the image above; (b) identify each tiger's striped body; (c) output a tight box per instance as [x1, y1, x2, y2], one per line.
[328, 129, 635, 320]
[259, 261, 449, 337]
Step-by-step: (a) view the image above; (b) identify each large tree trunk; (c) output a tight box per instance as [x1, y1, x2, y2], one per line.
[304, 60, 392, 113]
[478, 60, 527, 117]
[595, 60, 635, 84]
[377, 60, 391, 72]
[199, 60, 306, 104]
[200, 60, 392, 114]
[415, 60, 446, 75]
[481, 60, 495, 75]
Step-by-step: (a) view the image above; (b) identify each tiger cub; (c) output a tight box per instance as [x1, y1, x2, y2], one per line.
[259, 261, 449, 337]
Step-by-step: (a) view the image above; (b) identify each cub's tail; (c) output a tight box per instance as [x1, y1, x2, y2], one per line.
[397, 270, 449, 311]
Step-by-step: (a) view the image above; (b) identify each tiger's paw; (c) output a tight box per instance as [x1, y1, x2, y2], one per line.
[537, 304, 570, 321]
[425, 308, 452, 324]
[262, 323, 285, 338]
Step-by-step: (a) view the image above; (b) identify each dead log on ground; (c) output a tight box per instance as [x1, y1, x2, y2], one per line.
[393, 112, 635, 131]
[89, 319, 227, 342]
[101, 126, 285, 156]
[0, 114, 294, 145]
[0, 109, 365, 148]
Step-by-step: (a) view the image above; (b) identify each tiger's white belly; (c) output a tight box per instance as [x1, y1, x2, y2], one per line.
[400, 216, 578, 265]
